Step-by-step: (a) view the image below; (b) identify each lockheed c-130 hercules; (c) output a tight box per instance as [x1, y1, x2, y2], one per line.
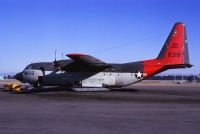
[15, 22, 192, 91]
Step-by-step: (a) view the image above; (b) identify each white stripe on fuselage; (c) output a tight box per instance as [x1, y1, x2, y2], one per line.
[22, 69, 144, 87]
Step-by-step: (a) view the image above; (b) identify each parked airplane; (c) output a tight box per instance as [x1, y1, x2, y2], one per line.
[15, 22, 192, 90]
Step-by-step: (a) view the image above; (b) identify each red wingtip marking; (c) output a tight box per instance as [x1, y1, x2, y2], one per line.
[66, 53, 87, 57]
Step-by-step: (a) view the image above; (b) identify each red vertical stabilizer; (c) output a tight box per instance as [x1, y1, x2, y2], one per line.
[143, 22, 192, 78]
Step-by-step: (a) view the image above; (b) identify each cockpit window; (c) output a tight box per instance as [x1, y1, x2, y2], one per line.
[25, 64, 32, 70]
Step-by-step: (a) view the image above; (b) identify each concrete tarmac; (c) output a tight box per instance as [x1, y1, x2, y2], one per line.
[0, 84, 200, 134]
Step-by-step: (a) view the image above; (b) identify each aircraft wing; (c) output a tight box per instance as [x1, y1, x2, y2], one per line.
[61, 53, 111, 72]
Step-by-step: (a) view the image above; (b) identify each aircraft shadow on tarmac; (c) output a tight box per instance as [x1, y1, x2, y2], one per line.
[16, 87, 72, 94]
[2, 86, 200, 103]
[110, 88, 139, 92]
[17, 87, 139, 94]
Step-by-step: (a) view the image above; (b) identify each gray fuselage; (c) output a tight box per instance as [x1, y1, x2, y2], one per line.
[20, 60, 145, 88]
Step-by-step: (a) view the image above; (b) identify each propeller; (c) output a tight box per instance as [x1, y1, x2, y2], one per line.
[55, 49, 57, 63]
[52, 50, 64, 71]
[52, 50, 59, 70]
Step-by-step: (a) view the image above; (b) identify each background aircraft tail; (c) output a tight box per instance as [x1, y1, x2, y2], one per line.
[143, 22, 192, 77]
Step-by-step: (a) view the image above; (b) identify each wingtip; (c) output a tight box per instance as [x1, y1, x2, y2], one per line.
[66, 53, 87, 57]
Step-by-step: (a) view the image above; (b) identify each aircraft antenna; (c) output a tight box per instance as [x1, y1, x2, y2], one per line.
[53, 49, 59, 70]
[55, 49, 57, 62]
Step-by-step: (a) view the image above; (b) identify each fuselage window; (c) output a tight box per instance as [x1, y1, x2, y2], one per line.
[24, 71, 28, 75]
[23, 71, 34, 75]
[25, 65, 31, 70]
[31, 71, 34, 75]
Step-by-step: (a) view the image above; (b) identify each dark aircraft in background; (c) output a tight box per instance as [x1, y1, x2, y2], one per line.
[15, 22, 192, 91]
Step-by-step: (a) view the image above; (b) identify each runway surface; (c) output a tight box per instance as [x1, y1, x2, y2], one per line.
[0, 84, 200, 134]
